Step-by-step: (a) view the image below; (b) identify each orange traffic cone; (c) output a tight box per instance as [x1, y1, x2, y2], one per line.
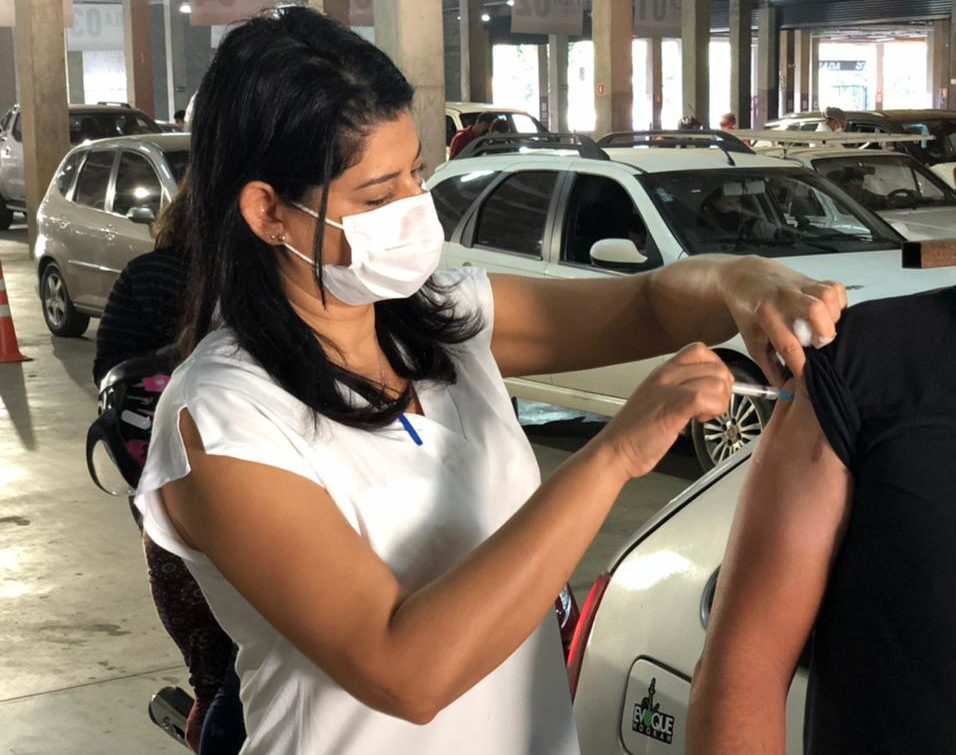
[0, 260, 30, 363]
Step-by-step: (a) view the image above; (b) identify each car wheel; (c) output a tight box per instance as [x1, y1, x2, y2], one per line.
[0, 200, 13, 231]
[40, 263, 89, 337]
[691, 361, 770, 471]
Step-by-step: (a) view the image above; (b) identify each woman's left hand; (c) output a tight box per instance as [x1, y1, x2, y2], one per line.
[722, 256, 847, 385]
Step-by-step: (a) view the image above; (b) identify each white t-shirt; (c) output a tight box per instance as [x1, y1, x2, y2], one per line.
[135, 268, 580, 755]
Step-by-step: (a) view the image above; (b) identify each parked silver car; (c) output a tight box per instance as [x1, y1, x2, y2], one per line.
[0, 103, 161, 230]
[34, 133, 188, 336]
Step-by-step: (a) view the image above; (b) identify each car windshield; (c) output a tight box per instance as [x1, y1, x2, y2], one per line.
[896, 119, 956, 161]
[69, 112, 161, 144]
[164, 149, 189, 185]
[811, 154, 956, 212]
[639, 168, 901, 257]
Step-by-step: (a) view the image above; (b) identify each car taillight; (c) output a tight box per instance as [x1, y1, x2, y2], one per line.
[566, 572, 611, 700]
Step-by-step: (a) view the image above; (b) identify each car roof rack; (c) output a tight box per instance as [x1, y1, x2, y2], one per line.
[597, 129, 754, 156]
[736, 129, 935, 157]
[95, 101, 132, 108]
[454, 132, 609, 160]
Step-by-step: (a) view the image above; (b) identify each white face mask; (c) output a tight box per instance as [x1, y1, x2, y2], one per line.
[283, 191, 444, 306]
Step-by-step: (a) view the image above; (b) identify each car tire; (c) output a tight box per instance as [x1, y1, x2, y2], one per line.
[40, 263, 90, 337]
[691, 360, 771, 471]
[0, 200, 13, 231]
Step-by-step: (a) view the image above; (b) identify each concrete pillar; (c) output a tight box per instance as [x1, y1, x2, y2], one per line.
[648, 36, 663, 130]
[755, 1, 779, 127]
[948, 7, 956, 109]
[66, 50, 84, 104]
[593, 0, 633, 137]
[779, 28, 794, 115]
[810, 34, 820, 109]
[537, 44, 549, 124]
[875, 42, 884, 110]
[729, 0, 753, 129]
[681, 0, 709, 126]
[794, 29, 811, 112]
[930, 19, 951, 110]
[14, 0, 70, 248]
[0, 27, 15, 114]
[374, 0, 444, 176]
[123, 0, 154, 116]
[548, 33, 568, 132]
[460, 0, 491, 103]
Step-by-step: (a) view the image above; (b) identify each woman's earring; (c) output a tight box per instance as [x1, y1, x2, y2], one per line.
[277, 233, 286, 243]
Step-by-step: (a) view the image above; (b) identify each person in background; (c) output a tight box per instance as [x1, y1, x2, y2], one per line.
[687, 283, 956, 755]
[817, 106, 847, 133]
[174, 109, 187, 130]
[678, 115, 703, 131]
[134, 8, 845, 754]
[94, 188, 243, 754]
[449, 111, 497, 157]
[489, 118, 511, 135]
[719, 112, 737, 131]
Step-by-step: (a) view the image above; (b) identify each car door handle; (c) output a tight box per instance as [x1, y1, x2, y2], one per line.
[462, 261, 473, 267]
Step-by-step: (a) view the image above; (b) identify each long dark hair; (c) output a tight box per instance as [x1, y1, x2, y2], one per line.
[180, 8, 481, 429]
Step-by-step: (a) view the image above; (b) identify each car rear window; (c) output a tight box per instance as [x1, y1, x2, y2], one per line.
[69, 112, 161, 144]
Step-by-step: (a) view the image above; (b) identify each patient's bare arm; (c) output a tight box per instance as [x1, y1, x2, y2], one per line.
[686, 377, 853, 755]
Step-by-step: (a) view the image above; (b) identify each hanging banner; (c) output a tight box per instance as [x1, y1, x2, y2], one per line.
[189, 0, 277, 26]
[349, 0, 373, 26]
[511, 0, 584, 36]
[67, 4, 124, 53]
[632, 0, 681, 36]
[0, 0, 74, 28]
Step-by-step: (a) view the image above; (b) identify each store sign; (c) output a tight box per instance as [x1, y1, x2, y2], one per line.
[633, 0, 681, 35]
[189, 0, 276, 26]
[820, 60, 866, 72]
[511, 0, 584, 36]
[0, 0, 74, 28]
[66, 4, 124, 52]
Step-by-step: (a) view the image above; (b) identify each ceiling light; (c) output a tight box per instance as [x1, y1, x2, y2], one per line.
[482, 13, 491, 22]
[507, 0, 515, 5]
[179, 2, 191, 13]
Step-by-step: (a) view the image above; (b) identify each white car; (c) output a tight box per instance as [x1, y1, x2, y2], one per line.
[568, 445, 814, 753]
[445, 101, 547, 147]
[740, 130, 956, 241]
[426, 131, 956, 469]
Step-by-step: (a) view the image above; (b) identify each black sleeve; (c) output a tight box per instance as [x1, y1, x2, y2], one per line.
[804, 335, 862, 470]
[93, 249, 185, 385]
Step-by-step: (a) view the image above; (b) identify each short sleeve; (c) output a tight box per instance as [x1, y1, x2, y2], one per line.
[135, 355, 323, 563]
[804, 339, 862, 470]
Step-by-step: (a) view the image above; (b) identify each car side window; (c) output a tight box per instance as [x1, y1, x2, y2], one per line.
[474, 171, 558, 256]
[73, 151, 115, 211]
[562, 174, 661, 271]
[112, 152, 162, 218]
[11, 113, 21, 142]
[55, 151, 86, 197]
[0, 109, 10, 134]
[431, 170, 498, 240]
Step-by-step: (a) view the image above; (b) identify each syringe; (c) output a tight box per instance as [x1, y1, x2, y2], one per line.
[732, 382, 795, 401]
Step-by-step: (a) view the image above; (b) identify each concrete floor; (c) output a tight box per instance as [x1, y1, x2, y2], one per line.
[0, 224, 699, 753]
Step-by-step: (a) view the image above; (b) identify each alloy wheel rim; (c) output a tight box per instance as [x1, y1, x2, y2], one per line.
[701, 393, 764, 465]
[44, 272, 67, 328]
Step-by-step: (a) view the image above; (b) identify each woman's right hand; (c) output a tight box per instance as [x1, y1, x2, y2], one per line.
[596, 342, 733, 479]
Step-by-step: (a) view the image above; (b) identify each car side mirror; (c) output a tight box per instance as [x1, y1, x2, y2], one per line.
[589, 237, 649, 267]
[126, 206, 156, 225]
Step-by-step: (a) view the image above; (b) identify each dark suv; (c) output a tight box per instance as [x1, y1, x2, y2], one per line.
[0, 103, 161, 230]
[766, 109, 956, 187]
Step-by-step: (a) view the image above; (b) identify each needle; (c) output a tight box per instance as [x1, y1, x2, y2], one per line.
[732, 381, 795, 401]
